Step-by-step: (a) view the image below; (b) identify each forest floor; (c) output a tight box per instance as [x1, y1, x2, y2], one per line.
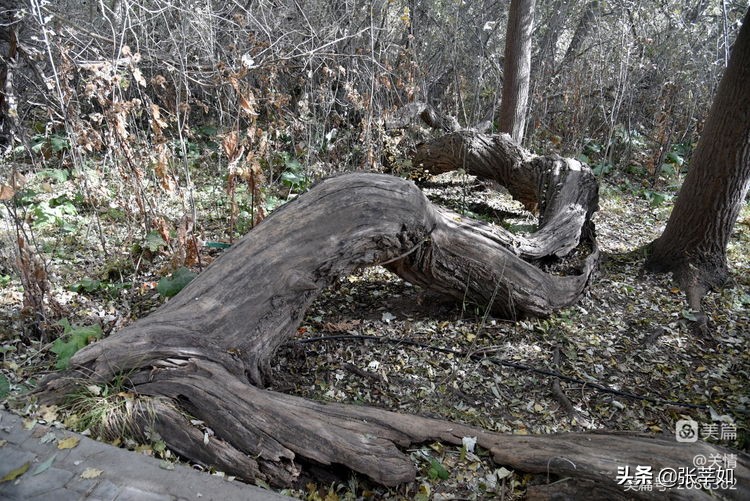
[0, 166, 748, 500]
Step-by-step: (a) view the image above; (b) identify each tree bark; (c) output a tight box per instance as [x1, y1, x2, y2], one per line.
[646, 8, 750, 310]
[414, 131, 599, 259]
[33, 153, 749, 496]
[532, 0, 571, 81]
[39, 170, 597, 391]
[40, 359, 750, 496]
[560, 1, 600, 69]
[499, 0, 536, 143]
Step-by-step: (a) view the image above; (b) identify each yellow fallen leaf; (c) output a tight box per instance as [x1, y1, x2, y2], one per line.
[533, 403, 544, 412]
[135, 444, 153, 455]
[80, 468, 103, 479]
[418, 483, 431, 496]
[696, 366, 707, 373]
[41, 405, 59, 423]
[57, 436, 80, 449]
[0, 184, 16, 200]
[0, 439, 7, 447]
[496, 466, 513, 479]
[1, 462, 30, 482]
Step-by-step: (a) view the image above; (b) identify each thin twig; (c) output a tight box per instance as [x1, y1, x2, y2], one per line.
[551, 345, 591, 427]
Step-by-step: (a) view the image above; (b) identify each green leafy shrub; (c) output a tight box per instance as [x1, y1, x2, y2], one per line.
[0, 374, 9, 399]
[642, 189, 670, 207]
[51, 319, 103, 369]
[30, 200, 77, 232]
[592, 161, 613, 176]
[68, 278, 102, 293]
[131, 231, 168, 259]
[157, 267, 197, 298]
[16, 133, 72, 157]
[278, 153, 310, 191]
[68, 277, 131, 299]
[39, 168, 70, 183]
[427, 458, 450, 480]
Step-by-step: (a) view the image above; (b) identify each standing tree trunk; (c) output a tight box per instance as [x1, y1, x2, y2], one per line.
[646, 8, 750, 310]
[560, 1, 600, 69]
[499, 0, 536, 143]
[532, 0, 571, 81]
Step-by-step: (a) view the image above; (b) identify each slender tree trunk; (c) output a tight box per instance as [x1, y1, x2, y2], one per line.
[560, 1, 600, 68]
[499, 0, 536, 143]
[647, 8, 750, 309]
[532, 0, 570, 79]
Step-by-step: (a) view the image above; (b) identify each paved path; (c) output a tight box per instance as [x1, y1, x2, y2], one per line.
[0, 409, 292, 501]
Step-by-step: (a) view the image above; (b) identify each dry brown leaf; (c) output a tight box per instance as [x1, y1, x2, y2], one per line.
[132, 67, 146, 87]
[150, 103, 168, 133]
[57, 436, 80, 450]
[0, 184, 15, 200]
[323, 320, 362, 332]
[80, 468, 103, 479]
[40, 405, 59, 423]
[222, 131, 240, 160]
[239, 91, 259, 116]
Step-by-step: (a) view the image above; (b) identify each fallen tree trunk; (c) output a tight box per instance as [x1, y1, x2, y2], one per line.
[42, 357, 750, 497]
[128, 373, 749, 499]
[35, 128, 748, 498]
[414, 130, 599, 259]
[35, 168, 748, 497]
[388, 102, 598, 258]
[41, 172, 596, 390]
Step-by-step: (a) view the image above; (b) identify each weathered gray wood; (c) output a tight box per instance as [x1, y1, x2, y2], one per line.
[35, 168, 749, 497]
[34, 153, 608, 492]
[388, 102, 598, 261]
[414, 131, 599, 259]
[112, 359, 750, 496]
[44, 173, 597, 391]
